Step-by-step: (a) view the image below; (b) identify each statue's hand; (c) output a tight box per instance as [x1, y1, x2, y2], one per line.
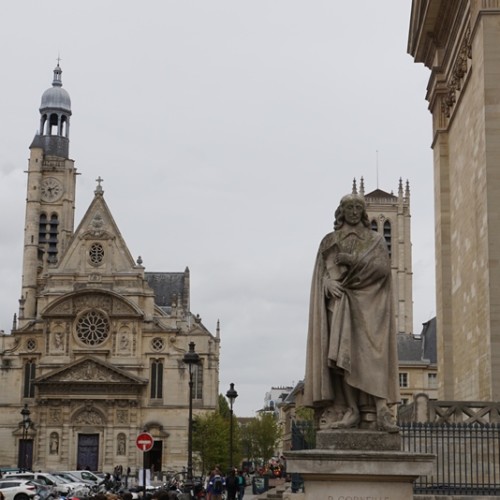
[324, 278, 344, 299]
[335, 252, 354, 266]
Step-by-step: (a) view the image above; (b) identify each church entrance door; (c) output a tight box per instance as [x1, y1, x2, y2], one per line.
[77, 434, 99, 471]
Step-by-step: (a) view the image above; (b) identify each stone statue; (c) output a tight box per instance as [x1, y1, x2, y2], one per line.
[49, 432, 59, 454]
[303, 193, 400, 432]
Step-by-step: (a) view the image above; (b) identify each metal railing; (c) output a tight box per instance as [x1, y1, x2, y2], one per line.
[401, 422, 500, 495]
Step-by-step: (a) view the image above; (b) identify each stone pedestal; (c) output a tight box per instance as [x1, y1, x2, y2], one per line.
[285, 430, 434, 500]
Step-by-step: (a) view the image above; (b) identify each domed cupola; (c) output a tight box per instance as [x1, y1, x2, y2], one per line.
[35, 63, 72, 158]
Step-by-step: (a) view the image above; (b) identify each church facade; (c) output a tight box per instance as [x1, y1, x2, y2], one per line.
[0, 65, 220, 472]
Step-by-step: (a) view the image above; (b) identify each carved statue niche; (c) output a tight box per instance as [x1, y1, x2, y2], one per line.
[117, 433, 127, 456]
[49, 432, 59, 455]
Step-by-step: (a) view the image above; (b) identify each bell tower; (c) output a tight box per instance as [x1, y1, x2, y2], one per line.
[19, 63, 77, 326]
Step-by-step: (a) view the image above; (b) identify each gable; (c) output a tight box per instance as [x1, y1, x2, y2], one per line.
[35, 356, 147, 393]
[55, 192, 138, 274]
[42, 289, 143, 318]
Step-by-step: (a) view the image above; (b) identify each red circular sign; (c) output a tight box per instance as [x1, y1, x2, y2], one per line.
[136, 432, 154, 452]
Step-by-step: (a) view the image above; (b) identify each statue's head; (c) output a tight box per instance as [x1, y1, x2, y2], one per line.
[334, 193, 369, 230]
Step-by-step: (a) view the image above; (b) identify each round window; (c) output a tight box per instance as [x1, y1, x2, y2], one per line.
[76, 310, 110, 346]
[151, 337, 165, 352]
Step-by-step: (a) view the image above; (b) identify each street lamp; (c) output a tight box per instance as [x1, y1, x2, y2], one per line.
[226, 382, 238, 469]
[183, 341, 200, 493]
[20, 404, 32, 471]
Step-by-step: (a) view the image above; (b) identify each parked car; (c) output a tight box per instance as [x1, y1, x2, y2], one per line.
[49, 474, 90, 497]
[3, 473, 66, 496]
[0, 479, 47, 500]
[57, 471, 100, 485]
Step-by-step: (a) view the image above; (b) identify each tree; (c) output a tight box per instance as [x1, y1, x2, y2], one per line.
[240, 413, 281, 465]
[192, 394, 243, 473]
[192, 411, 228, 474]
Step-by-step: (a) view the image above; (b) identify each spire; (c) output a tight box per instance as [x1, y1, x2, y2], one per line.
[216, 319, 220, 339]
[405, 179, 410, 200]
[352, 178, 358, 194]
[398, 177, 404, 199]
[359, 176, 365, 196]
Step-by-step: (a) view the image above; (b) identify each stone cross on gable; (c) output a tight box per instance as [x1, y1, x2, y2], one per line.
[95, 176, 104, 195]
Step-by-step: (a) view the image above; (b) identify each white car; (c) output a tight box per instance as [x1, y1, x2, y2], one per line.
[57, 470, 101, 485]
[49, 473, 90, 496]
[0, 479, 42, 500]
[3, 473, 67, 496]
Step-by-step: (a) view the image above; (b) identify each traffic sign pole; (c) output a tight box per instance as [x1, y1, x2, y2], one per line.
[136, 432, 154, 497]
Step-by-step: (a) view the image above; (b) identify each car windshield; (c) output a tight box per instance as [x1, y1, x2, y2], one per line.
[55, 473, 80, 483]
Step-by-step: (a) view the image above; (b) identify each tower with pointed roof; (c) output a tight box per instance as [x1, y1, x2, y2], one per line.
[353, 177, 413, 335]
[0, 65, 220, 472]
[21, 64, 77, 326]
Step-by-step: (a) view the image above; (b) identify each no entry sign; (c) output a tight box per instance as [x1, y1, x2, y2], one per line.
[136, 432, 154, 452]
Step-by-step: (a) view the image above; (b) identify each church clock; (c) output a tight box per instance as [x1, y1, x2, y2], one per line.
[40, 177, 63, 202]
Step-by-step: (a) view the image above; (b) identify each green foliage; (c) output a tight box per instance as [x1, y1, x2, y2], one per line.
[192, 411, 228, 473]
[192, 393, 243, 473]
[239, 413, 282, 465]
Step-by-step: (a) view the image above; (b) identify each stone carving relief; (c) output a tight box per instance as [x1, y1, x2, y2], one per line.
[58, 361, 123, 382]
[90, 212, 105, 237]
[443, 25, 472, 119]
[74, 408, 104, 426]
[74, 295, 112, 313]
[116, 409, 129, 424]
[49, 408, 62, 424]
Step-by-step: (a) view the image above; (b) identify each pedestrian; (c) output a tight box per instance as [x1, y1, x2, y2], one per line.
[225, 469, 238, 500]
[236, 469, 246, 500]
[207, 468, 225, 500]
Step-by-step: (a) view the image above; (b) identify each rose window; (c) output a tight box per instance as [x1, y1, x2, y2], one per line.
[76, 310, 110, 346]
[89, 243, 104, 265]
[151, 337, 165, 352]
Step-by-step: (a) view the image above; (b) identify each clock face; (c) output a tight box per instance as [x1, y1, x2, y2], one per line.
[41, 177, 63, 202]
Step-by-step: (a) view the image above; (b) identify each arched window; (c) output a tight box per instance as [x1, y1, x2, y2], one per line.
[383, 220, 392, 257]
[371, 219, 378, 232]
[24, 360, 36, 398]
[150, 359, 163, 399]
[193, 363, 203, 400]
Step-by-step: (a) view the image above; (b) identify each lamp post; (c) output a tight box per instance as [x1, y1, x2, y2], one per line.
[183, 341, 200, 494]
[20, 404, 32, 471]
[226, 382, 238, 469]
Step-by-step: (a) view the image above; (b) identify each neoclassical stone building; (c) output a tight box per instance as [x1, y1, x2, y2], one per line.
[0, 65, 219, 472]
[408, 1, 500, 401]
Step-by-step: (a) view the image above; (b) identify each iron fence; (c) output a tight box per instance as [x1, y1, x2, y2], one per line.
[401, 422, 500, 495]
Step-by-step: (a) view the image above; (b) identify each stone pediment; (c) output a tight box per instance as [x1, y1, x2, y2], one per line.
[43, 290, 143, 318]
[35, 357, 147, 386]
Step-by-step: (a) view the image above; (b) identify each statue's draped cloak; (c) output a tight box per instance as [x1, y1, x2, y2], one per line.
[303, 226, 400, 407]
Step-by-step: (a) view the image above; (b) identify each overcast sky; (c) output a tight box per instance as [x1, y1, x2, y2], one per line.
[0, 1, 434, 417]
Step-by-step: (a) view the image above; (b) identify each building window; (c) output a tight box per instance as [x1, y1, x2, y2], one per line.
[193, 363, 203, 400]
[39, 213, 59, 264]
[24, 361, 36, 398]
[150, 359, 163, 399]
[428, 373, 438, 389]
[151, 337, 165, 352]
[371, 219, 378, 232]
[401, 398, 409, 405]
[89, 243, 104, 265]
[383, 220, 392, 257]
[76, 310, 110, 346]
[399, 372, 408, 388]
